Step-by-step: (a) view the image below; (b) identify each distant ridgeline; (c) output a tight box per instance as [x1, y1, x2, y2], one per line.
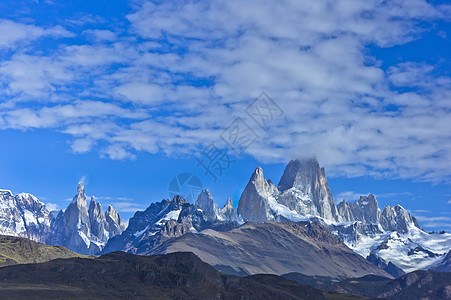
[1, 158, 450, 278]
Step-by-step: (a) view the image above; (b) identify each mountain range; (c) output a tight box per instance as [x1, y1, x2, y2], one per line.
[0, 182, 125, 255]
[1, 157, 450, 279]
[102, 158, 451, 277]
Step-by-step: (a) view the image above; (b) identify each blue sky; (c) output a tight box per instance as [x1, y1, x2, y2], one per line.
[0, 0, 451, 230]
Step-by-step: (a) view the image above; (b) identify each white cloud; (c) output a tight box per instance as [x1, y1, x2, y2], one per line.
[0, 101, 148, 129]
[83, 29, 117, 42]
[71, 138, 95, 154]
[448, 199, 451, 204]
[0, 19, 72, 49]
[335, 191, 366, 202]
[416, 215, 451, 222]
[111, 201, 146, 212]
[95, 196, 133, 201]
[335, 191, 412, 203]
[102, 144, 136, 160]
[1, 0, 451, 182]
[422, 222, 451, 230]
[45, 202, 60, 211]
[411, 209, 431, 213]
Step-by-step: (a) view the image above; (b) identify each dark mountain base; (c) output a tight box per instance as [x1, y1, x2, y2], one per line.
[284, 271, 451, 300]
[0, 251, 365, 300]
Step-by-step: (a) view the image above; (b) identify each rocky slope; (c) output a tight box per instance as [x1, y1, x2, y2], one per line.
[0, 251, 362, 300]
[0, 234, 84, 267]
[151, 221, 391, 279]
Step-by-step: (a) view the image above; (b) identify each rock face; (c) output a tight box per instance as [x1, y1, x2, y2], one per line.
[50, 182, 126, 255]
[337, 196, 419, 233]
[0, 190, 51, 243]
[105, 205, 125, 237]
[277, 159, 340, 222]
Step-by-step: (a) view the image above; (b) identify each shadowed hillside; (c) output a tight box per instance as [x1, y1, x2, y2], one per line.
[0, 251, 365, 299]
[0, 235, 85, 267]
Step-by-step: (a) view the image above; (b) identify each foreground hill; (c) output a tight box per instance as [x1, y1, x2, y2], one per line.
[0, 251, 364, 300]
[0, 235, 83, 267]
[284, 271, 451, 300]
[151, 221, 391, 279]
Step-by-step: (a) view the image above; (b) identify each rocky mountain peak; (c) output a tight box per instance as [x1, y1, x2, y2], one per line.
[224, 197, 234, 209]
[105, 205, 126, 237]
[238, 166, 278, 222]
[277, 158, 319, 192]
[352, 194, 381, 224]
[72, 182, 87, 208]
[49, 182, 126, 255]
[277, 158, 340, 222]
[248, 167, 273, 191]
[195, 189, 219, 220]
[218, 197, 241, 223]
[379, 204, 420, 233]
[171, 195, 187, 206]
[337, 199, 354, 222]
[77, 181, 85, 196]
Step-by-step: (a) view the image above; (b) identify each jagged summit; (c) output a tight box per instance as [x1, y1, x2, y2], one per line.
[219, 197, 241, 223]
[238, 166, 279, 222]
[239, 158, 340, 222]
[224, 197, 234, 208]
[49, 182, 126, 255]
[77, 181, 85, 194]
[72, 181, 87, 207]
[172, 195, 187, 206]
[195, 189, 218, 220]
[278, 158, 319, 192]
[250, 166, 265, 181]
